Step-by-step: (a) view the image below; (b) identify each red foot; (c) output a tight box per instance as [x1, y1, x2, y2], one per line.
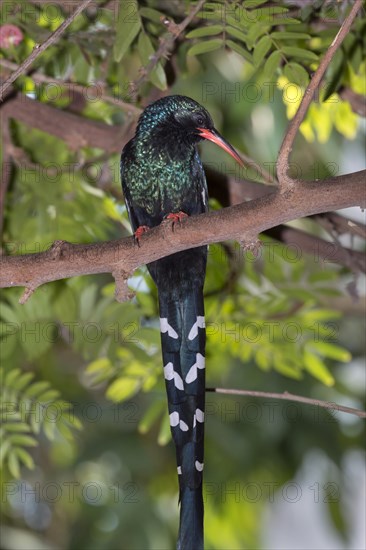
[134, 225, 150, 246]
[165, 211, 188, 231]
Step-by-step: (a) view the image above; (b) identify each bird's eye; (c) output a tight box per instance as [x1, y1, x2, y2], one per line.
[196, 115, 205, 127]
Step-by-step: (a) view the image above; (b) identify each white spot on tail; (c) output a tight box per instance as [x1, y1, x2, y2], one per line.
[188, 316, 205, 340]
[169, 412, 189, 432]
[160, 318, 178, 339]
[193, 408, 205, 428]
[177, 466, 182, 475]
[185, 353, 205, 384]
[195, 461, 204, 472]
[170, 411, 179, 427]
[179, 420, 189, 431]
[164, 362, 184, 390]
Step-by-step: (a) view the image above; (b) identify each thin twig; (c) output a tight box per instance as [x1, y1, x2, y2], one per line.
[130, 0, 206, 99]
[0, 0, 94, 100]
[207, 388, 366, 419]
[276, 0, 364, 192]
[239, 151, 276, 185]
[314, 212, 366, 240]
[266, 224, 365, 274]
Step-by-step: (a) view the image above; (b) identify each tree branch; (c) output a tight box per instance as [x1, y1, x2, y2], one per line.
[314, 212, 366, 240]
[276, 0, 364, 192]
[0, 170, 364, 300]
[0, 0, 94, 100]
[207, 169, 365, 273]
[206, 388, 366, 419]
[1, 93, 131, 153]
[266, 225, 365, 273]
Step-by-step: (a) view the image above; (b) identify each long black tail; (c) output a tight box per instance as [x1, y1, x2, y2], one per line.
[158, 285, 206, 550]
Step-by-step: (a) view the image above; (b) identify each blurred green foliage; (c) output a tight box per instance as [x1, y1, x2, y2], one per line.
[0, 1, 365, 548]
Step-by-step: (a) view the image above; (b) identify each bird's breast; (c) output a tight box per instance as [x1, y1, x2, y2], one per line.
[127, 156, 204, 220]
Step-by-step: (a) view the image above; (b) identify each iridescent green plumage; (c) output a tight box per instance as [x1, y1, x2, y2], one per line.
[121, 96, 210, 221]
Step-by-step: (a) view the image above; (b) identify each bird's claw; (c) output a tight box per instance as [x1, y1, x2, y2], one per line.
[165, 211, 188, 231]
[134, 225, 150, 246]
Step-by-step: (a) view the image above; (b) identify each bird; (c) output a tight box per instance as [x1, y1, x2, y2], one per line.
[120, 95, 243, 550]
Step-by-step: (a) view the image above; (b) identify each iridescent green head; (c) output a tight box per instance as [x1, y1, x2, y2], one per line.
[135, 95, 243, 165]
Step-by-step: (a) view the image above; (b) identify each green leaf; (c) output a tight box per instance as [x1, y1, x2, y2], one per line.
[186, 25, 223, 39]
[256, 6, 289, 16]
[225, 15, 247, 32]
[57, 422, 73, 440]
[106, 377, 140, 402]
[13, 447, 35, 470]
[86, 355, 114, 384]
[137, 32, 167, 90]
[141, 372, 157, 392]
[253, 35, 271, 66]
[323, 49, 345, 101]
[3, 422, 31, 432]
[282, 47, 318, 61]
[307, 342, 351, 363]
[11, 372, 35, 392]
[0, 438, 10, 464]
[265, 17, 301, 26]
[273, 356, 302, 380]
[7, 434, 38, 447]
[303, 350, 335, 386]
[139, 7, 165, 23]
[316, 288, 341, 297]
[8, 451, 20, 478]
[43, 417, 56, 441]
[226, 40, 253, 63]
[263, 50, 281, 77]
[271, 31, 311, 40]
[226, 26, 249, 44]
[303, 309, 341, 322]
[113, 0, 141, 62]
[196, 12, 222, 21]
[246, 23, 267, 49]
[63, 411, 82, 431]
[29, 412, 42, 435]
[5, 368, 22, 388]
[284, 62, 309, 87]
[38, 390, 60, 403]
[308, 270, 338, 283]
[238, 341, 252, 362]
[187, 39, 223, 56]
[243, 0, 268, 7]
[86, 357, 112, 374]
[23, 381, 50, 399]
